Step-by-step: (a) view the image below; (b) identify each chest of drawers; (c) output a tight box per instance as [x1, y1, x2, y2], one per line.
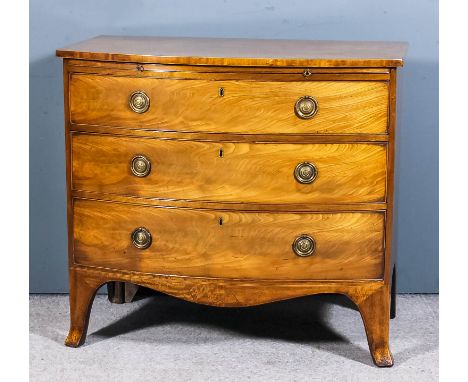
[56, 36, 405, 367]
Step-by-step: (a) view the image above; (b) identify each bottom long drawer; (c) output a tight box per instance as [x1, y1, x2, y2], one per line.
[73, 199, 385, 280]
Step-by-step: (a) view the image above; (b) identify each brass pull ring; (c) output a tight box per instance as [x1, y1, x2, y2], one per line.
[129, 90, 150, 113]
[294, 96, 318, 119]
[131, 227, 152, 249]
[131, 155, 151, 177]
[294, 162, 318, 184]
[292, 235, 316, 257]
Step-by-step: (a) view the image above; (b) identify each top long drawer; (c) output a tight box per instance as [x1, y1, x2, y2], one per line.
[69, 74, 389, 135]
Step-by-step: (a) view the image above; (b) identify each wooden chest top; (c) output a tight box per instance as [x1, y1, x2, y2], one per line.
[56, 35, 407, 67]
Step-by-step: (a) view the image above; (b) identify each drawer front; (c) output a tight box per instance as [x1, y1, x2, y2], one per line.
[73, 199, 384, 280]
[69, 74, 389, 134]
[72, 134, 387, 204]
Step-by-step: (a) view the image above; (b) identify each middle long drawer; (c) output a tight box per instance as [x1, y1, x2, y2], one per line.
[72, 133, 387, 204]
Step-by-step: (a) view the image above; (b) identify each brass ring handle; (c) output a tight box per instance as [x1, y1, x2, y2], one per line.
[129, 90, 150, 113]
[294, 96, 318, 119]
[131, 155, 151, 177]
[131, 227, 152, 249]
[294, 162, 318, 184]
[292, 235, 316, 257]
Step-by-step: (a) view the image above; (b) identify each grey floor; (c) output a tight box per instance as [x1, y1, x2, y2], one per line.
[30, 293, 438, 382]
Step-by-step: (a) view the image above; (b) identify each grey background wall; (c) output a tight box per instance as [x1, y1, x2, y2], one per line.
[30, 0, 438, 293]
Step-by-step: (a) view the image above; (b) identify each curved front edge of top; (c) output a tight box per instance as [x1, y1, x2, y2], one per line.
[56, 36, 407, 67]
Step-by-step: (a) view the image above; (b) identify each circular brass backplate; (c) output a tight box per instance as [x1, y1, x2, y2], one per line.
[294, 162, 318, 184]
[294, 96, 318, 119]
[131, 227, 152, 249]
[131, 155, 151, 177]
[292, 235, 316, 257]
[129, 90, 150, 113]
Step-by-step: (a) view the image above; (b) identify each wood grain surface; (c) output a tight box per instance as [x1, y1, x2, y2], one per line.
[72, 133, 387, 204]
[73, 199, 385, 280]
[56, 36, 406, 67]
[69, 74, 389, 134]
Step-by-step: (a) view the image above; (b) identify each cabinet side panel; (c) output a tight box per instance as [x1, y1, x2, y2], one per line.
[63, 60, 74, 267]
[384, 68, 398, 283]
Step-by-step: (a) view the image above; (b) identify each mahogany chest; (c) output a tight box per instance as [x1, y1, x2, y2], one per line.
[56, 36, 405, 367]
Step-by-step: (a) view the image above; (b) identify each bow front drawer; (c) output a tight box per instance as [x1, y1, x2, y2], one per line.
[73, 199, 385, 280]
[71, 133, 387, 204]
[69, 74, 389, 135]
